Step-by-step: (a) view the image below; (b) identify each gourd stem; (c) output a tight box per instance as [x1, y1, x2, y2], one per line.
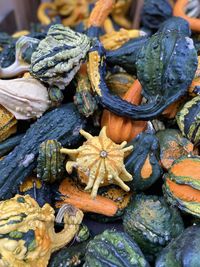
[0, 62, 30, 78]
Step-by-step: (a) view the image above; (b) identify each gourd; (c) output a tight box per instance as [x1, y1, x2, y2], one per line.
[37, 140, 65, 183]
[30, 24, 91, 89]
[155, 226, 200, 267]
[0, 78, 50, 120]
[0, 105, 17, 142]
[0, 36, 39, 78]
[49, 241, 89, 267]
[101, 79, 147, 143]
[84, 229, 150, 267]
[125, 133, 162, 191]
[176, 96, 200, 145]
[163, 156, 200, 218]
[60, 127, 133, 198]
[89, 17, 198, 120]
[56, 178, 123, 217]
[123, 194, 184, 260]
[156, 129, 195, 170]
[0, 103, 87, 200]
[141, 0, 172, 31]
[0, 133, 24, 158]
[0, 194, 83, 267]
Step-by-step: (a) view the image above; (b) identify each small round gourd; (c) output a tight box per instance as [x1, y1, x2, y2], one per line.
[163, 156, 200, 218]
[84, 229, 150, 267]
[123, 194, 184, 261]
[37, 139, 65, 183]
[176, 96, 200, 145]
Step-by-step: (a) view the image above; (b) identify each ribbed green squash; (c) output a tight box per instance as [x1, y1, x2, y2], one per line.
[176, 96, 200, 145]
[163, 156, 200, 218]
[84, 230, 150, 267]
[125, 133, 162, 191]
[123, 194, 184, 261]
[0, 103, 87, 200]
[49, 241, 88, 267]
[37, 140, 65, 183]
[155, 226, 200, 267]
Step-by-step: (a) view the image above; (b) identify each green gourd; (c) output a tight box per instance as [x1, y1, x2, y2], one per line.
[37, 140, 65, 183]
[123, 194, 184, 261]
[0, 103, 87, 200]
[84, 229, 150, 267]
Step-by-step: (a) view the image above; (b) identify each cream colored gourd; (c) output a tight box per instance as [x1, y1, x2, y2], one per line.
[0, 78, 51, 120]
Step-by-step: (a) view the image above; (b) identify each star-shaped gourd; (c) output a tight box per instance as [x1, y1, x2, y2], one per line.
[60, 126, 133, 198]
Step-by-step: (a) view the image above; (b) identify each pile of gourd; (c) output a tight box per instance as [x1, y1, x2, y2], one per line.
[0, 0, 200, 266]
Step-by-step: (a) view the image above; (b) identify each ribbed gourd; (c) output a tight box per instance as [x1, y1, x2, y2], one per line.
[0, 103, 86, 200]
[123, 194, 184, 260]
[84, 229, 150, 267]
[163, 156, 200, 218]
[176, 96, 200, 145]
[125, 133, 162, 191]
[31, 24, 91, 89]
[37, 140, 65, 183]
[0, 105, 17, 142]
[155, 226, 200, 267]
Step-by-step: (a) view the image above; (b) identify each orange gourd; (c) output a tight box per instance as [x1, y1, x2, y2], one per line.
[101, 80, 147, 143]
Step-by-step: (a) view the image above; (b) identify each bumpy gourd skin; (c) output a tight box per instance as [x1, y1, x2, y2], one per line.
[176, 96, 200, 145]
[89, 18, 198, 120]
[31, 24, 91, 89]
[0, 103, 86, 200]
[155, 226, 200, 267]
[0, 194, 83, 267]
[125, 133, 162, 191]
[123, 194, 184, 261]
[84, 229, 150, 267]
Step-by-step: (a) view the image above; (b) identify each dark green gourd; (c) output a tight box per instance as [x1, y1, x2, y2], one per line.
[94, 17, 197, 120]
[37, 140, 65, 183]
[84, 229, 150, 267]
[0, 133, 24, 158]
[125, 133, 162, 191]
[49, 241, 89, 267]
[0, 103, 86, 200]
[123, 194, 184, 261]
[106, 36, 149, 74]
[155, 226, 200, 267]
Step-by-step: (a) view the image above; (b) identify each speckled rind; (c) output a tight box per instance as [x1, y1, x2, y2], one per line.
[155, 226, 200, 267]
[84, 230, 150, 267]
[123, 194, 184, 260]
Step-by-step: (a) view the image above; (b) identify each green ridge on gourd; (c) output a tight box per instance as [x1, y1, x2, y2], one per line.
[84, 229, 150, 267]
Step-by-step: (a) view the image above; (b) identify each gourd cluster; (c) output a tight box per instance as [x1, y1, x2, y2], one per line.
[0, 0, 200, 266]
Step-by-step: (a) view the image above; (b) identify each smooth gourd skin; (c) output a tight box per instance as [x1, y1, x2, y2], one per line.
[125, 133, 162, 191]
[123, 194, 184, 261]
[95, 18, 198, 120]
[84, 230, 150, 267]
[0, 103, 86, 200]
[155, 226, 200, 267]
